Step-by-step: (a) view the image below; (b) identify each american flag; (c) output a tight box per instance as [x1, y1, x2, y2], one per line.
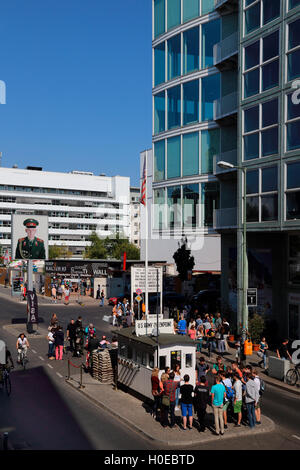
[140, 155, 146, 206]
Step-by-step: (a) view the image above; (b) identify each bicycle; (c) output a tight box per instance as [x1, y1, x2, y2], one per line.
[285, 363, 300, 386]
[19, 346, 28, 370]
[0, 366, 12, 396]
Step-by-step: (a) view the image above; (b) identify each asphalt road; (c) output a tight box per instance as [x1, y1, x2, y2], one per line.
[0, 289, 300, 450]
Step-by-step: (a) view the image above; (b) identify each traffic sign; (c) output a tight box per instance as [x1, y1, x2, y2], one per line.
[136, 288, 142, 295]
[247, 288, 257, 307]
[135, 295, 142, 302]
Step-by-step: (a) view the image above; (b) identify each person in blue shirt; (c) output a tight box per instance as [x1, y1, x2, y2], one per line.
[211, 376, 226, 435]
[177, 314, 187, 335]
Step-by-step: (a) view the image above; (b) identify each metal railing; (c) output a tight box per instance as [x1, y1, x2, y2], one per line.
[213, 91, 238, 121]
[213, 32, 238, 66]
[213, 207, 237, 229]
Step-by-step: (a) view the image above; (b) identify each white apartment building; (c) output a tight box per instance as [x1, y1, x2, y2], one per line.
[130, 187, 141, 248]
[0, 166, 131, 259]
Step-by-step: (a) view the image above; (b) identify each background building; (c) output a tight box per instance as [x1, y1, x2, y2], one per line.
[214, 0, 300, 342]
[0, 165, 131, 259]
[129, 187, 141, 248]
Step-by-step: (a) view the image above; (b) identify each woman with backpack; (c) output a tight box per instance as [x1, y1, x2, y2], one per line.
[220, 371, 234, 429]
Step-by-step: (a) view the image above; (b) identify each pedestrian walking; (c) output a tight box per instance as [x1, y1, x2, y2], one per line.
[47, 328, 55, 359]
[193, 375, 210, 432]
[54, 325, 64, 361]
[276, 339, 292, 361]
[180, 374, 194, 430]
[96, 285, 101, 299]
[74, 317, 84, 357]
[151, 367, 162, 421]
[211, 375, 226, 436]
[66, 319, 76, 352]
[100, 289, 105, 307]
[245, 372, 259, 429]
[257, 337, 268, 369]
[51, 285, 57, 303]
[64, 285, 70, 305]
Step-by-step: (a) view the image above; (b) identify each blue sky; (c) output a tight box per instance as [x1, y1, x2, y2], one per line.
[0, 0, 152, 186]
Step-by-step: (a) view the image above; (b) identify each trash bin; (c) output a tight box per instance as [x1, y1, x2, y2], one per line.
[244, 339, 253, 356]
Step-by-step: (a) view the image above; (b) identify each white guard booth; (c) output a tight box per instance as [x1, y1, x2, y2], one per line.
[116, 316, 196, 401]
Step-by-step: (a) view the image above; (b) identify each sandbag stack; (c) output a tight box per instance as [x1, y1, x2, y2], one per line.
[91, 348, 114, 383]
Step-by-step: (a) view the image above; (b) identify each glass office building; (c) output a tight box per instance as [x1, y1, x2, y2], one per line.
[212, 0, 300, 341]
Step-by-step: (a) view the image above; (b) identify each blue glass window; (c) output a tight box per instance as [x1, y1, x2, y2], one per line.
[154, 42, 165, 86]
[246, 197, 259, 222]
[154, 140, 165, 182]
[183, 184, 199, 228]
[201, 182, 219, 227]
[261, 194, 278, 221]
[154, 0, 165, 38]
[262, 99, 278, 127]
[201, 129, 220, 174]
[244, 106, 259, 133]
[288, 49, 300, 81]
[154, 92, 165, 134]
[154, 188, 165, 229]
[263, 0, 280, 25]
[246, 170, 259, 194]
[262, 127, 278, 156]
[167, 186, 181, 228]
[288, 94, 300, 120]
[167, 86, 181, 129]
[244, 69, 259, 98]
[182, 132, 199, 176]
[287, 121, 300, 151]
[183, 80, 199, 125]
[202, 0, 214, 15]
[289, 19, 300, 49]
[245, 2, 261, 35]
[167, 135, 181, 179]
[183, 0, 199, 23]
[245, 41, 259, 70]
[287, 162, 300, 189]
[244, 133, 259, 160]
[201, 73, 220, 121]
[263, 30, 279, 62]
[167, 0, 181, 31]
[202, 19, 221, 69]
[262, 59, 279, 91]
[290, 0, 300, 9]
[183, 27, 199, 75]
[168, 34, 181, 80]
[262, 166, 277, 192]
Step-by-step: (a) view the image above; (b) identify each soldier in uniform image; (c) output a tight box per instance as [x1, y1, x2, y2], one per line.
[15, 218, 46, 260]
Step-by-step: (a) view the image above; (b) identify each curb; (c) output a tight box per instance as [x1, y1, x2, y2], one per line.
[65, 378, 276, 447]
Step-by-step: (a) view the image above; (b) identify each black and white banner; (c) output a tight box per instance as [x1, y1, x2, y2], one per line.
[27, 290, 39, 324]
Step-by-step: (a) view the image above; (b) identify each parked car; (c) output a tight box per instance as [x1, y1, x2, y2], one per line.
[190, 289, 221, 314]
[108, 293, 131, 306]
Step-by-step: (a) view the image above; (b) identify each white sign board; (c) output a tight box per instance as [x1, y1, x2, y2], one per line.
[135, 318, 174, 337]
[131, 266, 163, 293]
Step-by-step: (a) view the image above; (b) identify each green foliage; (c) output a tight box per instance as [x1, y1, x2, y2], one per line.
[84, 232, 107, 259]
[49, 244, 73, 259]
[248, 314, 265, 344]
[84, 232, 140, 260]
[173, 237, 195, 281]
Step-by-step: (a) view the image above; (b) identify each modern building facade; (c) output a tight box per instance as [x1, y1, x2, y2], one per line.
[213, 0, 300, 341]
[130, 186, 141, 248]
[0, 166, 131, 259]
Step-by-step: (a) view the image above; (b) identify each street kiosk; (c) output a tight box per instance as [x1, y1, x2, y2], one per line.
[116, 317, 196, 400]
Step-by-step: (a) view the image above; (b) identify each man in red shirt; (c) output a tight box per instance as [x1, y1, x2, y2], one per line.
[162, 372, 180, 428]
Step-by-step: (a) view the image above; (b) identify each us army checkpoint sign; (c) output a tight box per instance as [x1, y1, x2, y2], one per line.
[12, 214, 48, 260]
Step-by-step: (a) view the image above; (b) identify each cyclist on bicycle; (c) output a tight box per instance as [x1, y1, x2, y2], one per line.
[16, 333, 30, 364]
[0, 347, 14, 383]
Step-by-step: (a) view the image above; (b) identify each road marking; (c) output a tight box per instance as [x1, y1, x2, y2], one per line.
[56, 372, 63, 378]
[38, 356, 45, 361]
[31, 349, 37, 354]
[292, 435, 300, 441]
[47, 364, 53, 369]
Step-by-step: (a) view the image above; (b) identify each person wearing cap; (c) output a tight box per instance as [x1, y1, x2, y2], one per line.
[15, 218, 46, 259]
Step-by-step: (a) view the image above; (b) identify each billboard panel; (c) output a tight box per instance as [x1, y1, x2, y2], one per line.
[12, 214, 48, 260]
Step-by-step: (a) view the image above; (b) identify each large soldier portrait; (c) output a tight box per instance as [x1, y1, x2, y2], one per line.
[15, 218, 46, 260]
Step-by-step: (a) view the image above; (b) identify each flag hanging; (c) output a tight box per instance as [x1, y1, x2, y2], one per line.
[140, 156, 146, 206]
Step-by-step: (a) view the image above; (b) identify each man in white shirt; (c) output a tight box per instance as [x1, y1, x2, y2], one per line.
[252, 368, 262, 425]
[233, 372, 243, 426]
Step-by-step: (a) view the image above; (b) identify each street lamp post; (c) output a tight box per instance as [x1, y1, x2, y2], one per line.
[217, 161, 248, 343]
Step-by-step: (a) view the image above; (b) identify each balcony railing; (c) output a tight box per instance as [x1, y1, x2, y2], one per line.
[213, 32, 238, 67]
[213, 91, 238, 121]
[213, 207, 237, 230]
[213, 149, 237, 176]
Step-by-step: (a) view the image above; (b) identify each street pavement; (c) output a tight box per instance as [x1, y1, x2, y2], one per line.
[0, 287, 300, 450]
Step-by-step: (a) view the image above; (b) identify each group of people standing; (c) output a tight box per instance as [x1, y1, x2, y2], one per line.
[51, 283, 70, 305]
[111, 298, 133, 329]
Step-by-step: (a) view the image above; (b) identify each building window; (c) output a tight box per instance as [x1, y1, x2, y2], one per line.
[183, 80, 199, 125]
[154, 42, 165, 86]
[167, 85, 181, 129]
[287, 19, 300, 82]
[288, 235, 300, 285]
[286, 93, 300, 152]
[183, 0, 199, 23]
[182, 132, 199, 176]
[201, 19, 221, 69]
[201, 128, 220, 174]
[154, 0, 165, 38]
[182, 184, 199, 228]
[246, 166, 278, 222]
[167, 34, 181, 81]
[154, 92, 165, 134]
[201, 0, 214, 15]
[244, 0, 280, 36]
[289, 0, 300, 10]
[244, 30, 279, 98]
[201, 182, 219, 227]
[183, 27, 199, 75]
[167, 0, 181, 31]
[153, 188, 165, 229]
[201, 73, 220, 121]
[167, 135, 181, 178]
[154, 140, 165, 182]
[286, 161, 300, 220]
[243, 97, 278, 161]
[167, 186, 181, 228]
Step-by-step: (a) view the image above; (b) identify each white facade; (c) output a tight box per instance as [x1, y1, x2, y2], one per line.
[0, 166, 131, 259]
[140, 149, 221, 271]
[129, 187, 140, 248]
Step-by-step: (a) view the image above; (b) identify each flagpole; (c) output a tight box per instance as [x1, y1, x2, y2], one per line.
[145, 150, 148, 320]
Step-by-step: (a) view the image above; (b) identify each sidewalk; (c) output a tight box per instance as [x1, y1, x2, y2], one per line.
[66, 373, 275, 447]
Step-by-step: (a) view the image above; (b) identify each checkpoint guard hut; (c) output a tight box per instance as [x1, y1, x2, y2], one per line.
[116, 316, 196, 400]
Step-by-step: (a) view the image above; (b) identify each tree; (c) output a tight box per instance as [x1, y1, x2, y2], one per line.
[49, 244, 73, 259]
[173, 236, 195, 281]
[84, 232, 108, 259]
[84, 232, 140, 260]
